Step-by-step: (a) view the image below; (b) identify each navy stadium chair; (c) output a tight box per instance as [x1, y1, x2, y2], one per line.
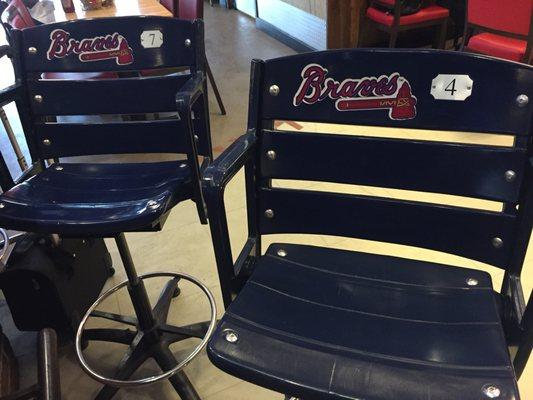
[0, 15, 216, 400]
[204, 49, 533, 400]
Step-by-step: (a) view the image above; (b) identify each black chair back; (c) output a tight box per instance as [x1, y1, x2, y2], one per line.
[249, 49, 533, 273]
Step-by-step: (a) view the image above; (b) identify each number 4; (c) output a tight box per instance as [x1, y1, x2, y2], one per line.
[445, 79, 457, 96]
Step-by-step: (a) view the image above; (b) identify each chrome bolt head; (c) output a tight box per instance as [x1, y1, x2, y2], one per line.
[277, 249, 287, 257]
[504, 170, 516, 182]
[28, 47, 37, 54]
[516, 94, 529, 107]
[267, 150, 276, 160]
[483, 385, 501, 398]
[224, 330, 239, 343]
[184, 38, 192, 47]
[147, 200, 161, 210]
[55, 165, 63, 171]
[34, 95, 43, 103]
[264, 209, 274, 219]
[466, 278, 478, 286]
[42, 139, 51, 146]
[269, 85, 280, 96]
[194, 134, 199, 141]
[492, 237, 504, 249]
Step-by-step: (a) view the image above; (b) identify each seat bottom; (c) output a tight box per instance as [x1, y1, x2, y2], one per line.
[0, 161, 192, 236]
[467, 33, 527, 62]
[208, 243, 518, 400]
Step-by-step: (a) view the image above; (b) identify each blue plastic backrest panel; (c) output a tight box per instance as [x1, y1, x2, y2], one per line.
[7, 16, 211, 158]
[261, 49, 533, 135]
[254, 49, 533, 268]
[20, 16, 199, 72]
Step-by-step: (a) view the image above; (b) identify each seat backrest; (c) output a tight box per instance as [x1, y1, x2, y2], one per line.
[158, 0, 203, 20]
[467, 0, 533, 37]
[4, 0, 35, 29]
[248, 49, 533, 274]
[4, 16, 211, 163]
[159, 0, 177, 16]
[178, 0, 203, 20]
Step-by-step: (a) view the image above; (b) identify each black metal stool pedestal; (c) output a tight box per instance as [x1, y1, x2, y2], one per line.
[76, 234, 216, 400]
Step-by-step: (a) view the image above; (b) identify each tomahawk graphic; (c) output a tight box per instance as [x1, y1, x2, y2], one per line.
[335, 82, 417, 120]
[79, 37, 133, 65]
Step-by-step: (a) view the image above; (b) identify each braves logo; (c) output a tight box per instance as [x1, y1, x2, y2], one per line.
[293, 64, 417, 120]
[46, 29, 134, 65]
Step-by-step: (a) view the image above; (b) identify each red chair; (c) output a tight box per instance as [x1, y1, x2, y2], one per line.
[462, 0, 533, 63]
[160, 0, 226, 115]
[3, 0, 116, 80]
[366, 0, 449, 48]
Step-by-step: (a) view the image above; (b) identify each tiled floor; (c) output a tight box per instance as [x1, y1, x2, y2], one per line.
[0, 2, 531, 400]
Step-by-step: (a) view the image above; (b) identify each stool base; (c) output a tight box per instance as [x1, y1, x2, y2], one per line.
[83, 277, 210, 400]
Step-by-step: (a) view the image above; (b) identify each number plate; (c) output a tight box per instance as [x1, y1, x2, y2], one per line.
[431, 74, 473, 101]
[141, 30, 164, 48]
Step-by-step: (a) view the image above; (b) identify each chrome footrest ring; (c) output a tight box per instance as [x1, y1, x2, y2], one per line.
[75, 271, 217, 388]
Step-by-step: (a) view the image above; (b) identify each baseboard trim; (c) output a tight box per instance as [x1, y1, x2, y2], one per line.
[256, 18, 317, 53]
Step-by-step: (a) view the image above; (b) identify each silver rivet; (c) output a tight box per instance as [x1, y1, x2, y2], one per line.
[0, 203, 5, 209]
[492, 237, 504, 248]
[224, 330, 239, 343]
[55, 165, 63, 171]
[184, 38, 192, 47]
[147, 200, 160, 210]
[269, 85, 280, 96]
[267, 150, 276, 160]
[179, 163, 187, 168]
[34, 95, 43, 103]
[264, 209, 274, 219]
[516, 94, 529, 107]
[504, 170, 516, 182]
[42, 139, 51, 146]
[483, 385, 501, 398]
[28, 47, 37, 54]
[277, 249, 287, 257]
[194, 134, 199, 141]
[467, 278, 478, 286]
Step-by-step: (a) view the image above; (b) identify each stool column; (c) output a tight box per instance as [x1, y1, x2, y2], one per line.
[115, 233, 155, 330]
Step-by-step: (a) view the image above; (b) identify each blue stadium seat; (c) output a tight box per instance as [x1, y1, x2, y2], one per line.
[0, 13, 215, 400]
[204, 49, 533, 400]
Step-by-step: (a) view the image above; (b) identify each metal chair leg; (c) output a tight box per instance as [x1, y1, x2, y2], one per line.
[94, 337, 149, 400]
[436, 20, 447, 49]
[0, 107, 28, 171]
[388, 30, 398, 48]
[153, 345, 201, 400]
[206, 60, 226, 115]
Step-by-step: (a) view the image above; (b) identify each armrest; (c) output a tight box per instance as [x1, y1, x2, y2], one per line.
[175, 71, 205, 111]
[0, 45, 11, 60]
[202, 132, 257, 308]
[202, 131, 257, 192]
[175, 72, 208, 223]
[514, 289, 532, 379]
[0, 83, 20, 108]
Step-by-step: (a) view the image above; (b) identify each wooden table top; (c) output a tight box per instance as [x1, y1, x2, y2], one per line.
[52, 0, 172, 22]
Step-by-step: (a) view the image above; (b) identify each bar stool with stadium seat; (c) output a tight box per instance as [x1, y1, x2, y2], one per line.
[0, 14, 216, 400]
[461, 0, 533, 63]
[367, 0, 449, 48]
[203, 49, 533, 400]
[159, 0, 226, 115]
